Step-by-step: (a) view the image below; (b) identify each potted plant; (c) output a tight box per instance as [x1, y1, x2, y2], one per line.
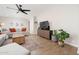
[55, 29, 70, 47]
[57, 29, 70, 47]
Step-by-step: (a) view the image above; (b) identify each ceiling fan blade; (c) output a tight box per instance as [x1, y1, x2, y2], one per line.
[16, 4, 20, 9]
[7, 7, 18, 10]
[19, 4, 22, 7]
[22, 11, 28, 14]
[22, 9, 31, 11]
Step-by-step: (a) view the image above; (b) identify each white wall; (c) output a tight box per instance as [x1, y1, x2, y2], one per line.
[37, 4, 79, 48]
[29, 16, 34, 34]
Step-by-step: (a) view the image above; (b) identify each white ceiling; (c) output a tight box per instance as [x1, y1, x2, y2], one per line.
[0, 4, 52, 18]
[0, 4, 79, 19]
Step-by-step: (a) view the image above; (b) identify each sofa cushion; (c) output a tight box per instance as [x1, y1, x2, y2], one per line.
[21, 27, 26, 32]
[0, 43, 30, 55]
[9, 28, 16, 32]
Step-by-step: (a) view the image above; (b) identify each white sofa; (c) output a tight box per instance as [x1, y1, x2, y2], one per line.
[0, 34, 8, 46]
[0, 43, 30, 55]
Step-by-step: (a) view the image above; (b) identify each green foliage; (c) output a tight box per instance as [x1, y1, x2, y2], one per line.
[53, 29, 70, 42]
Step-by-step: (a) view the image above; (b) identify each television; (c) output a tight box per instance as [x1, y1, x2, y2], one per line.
[40, 21, 50, 30]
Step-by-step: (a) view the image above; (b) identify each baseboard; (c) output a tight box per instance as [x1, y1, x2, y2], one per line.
[65, 42, 79, 48]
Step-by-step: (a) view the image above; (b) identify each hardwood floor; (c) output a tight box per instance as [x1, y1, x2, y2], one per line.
[3, 34, 77, 55]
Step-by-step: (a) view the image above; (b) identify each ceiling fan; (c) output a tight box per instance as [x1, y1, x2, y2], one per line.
[7, 4, 31, 15]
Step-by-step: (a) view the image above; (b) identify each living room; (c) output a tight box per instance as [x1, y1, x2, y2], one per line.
[0, 4, 79, 55]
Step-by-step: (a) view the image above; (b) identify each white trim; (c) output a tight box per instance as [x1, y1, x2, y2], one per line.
[65, 42, 79, 48]
[77, 48, 79, 54]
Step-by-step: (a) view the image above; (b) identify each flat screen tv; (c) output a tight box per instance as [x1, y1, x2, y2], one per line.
[40, 21, 50, 30]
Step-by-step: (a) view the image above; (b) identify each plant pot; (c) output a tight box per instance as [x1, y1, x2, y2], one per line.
[52, 36, 58, 42]
[58, 41, 64, 47]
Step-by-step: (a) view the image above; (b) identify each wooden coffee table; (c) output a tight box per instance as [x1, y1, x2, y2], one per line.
[12, 34, 25, 45]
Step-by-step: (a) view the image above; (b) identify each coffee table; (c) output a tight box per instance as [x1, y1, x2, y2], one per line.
[12, 34, 25, 45]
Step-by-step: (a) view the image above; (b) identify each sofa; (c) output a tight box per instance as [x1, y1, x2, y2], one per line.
[0, 43, 30, 55]
[9, 27, 27, 32]
[0, 34, 8, 46]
